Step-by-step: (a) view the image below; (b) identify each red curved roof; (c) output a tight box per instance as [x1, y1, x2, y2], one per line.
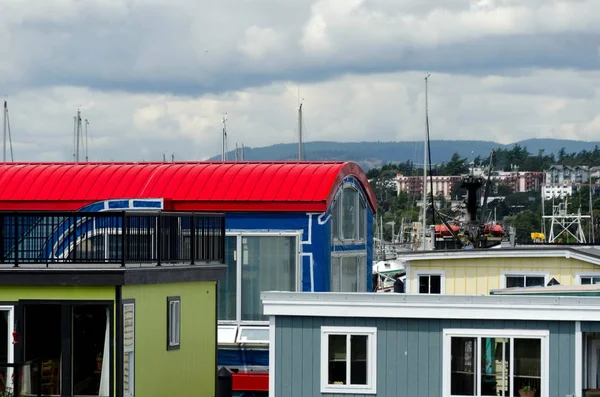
[0, 161, 377, 213]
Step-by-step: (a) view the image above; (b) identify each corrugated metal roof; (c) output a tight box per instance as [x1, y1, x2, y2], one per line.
[0, 161, 377, 212]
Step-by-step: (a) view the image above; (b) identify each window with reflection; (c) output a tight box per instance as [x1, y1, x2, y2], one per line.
[331, 186, 367, 242]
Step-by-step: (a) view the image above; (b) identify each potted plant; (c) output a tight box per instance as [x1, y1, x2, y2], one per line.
[519, 385, 536, 397]
[96, 353, 103, 371]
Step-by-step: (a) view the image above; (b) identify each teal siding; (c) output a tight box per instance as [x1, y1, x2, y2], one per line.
[275, 317, 575, 397]
[581, 321, 600, 332]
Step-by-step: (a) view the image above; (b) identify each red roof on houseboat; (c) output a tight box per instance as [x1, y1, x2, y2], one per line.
[0, 161, 377, 212]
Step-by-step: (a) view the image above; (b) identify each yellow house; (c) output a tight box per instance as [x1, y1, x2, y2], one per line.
[399, 247, 600, 295]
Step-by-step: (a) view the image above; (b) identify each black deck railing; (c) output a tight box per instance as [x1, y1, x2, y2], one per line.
[0, 211, 225, 267]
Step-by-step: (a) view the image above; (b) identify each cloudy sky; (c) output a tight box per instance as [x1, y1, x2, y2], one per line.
[2, 0, 600, 162]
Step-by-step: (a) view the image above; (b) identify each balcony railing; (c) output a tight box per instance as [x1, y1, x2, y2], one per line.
[0, 211, 225, 267]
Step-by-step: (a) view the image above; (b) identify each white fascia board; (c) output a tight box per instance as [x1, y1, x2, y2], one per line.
[398, 248, 600, 267]
[261, 292, 600, 322]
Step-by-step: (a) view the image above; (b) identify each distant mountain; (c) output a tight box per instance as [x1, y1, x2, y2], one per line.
[209, 139, 600, 170]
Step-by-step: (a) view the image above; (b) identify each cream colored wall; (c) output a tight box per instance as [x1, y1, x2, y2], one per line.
[407, 257, 600, 294]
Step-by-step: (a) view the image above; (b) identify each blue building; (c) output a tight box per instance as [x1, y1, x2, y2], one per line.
[0, 161, 378, 395]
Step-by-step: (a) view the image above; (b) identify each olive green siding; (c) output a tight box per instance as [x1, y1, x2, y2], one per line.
[275, 316, 575, 397]
[0, 285, 115, 301]
[123, 281, 217, 397]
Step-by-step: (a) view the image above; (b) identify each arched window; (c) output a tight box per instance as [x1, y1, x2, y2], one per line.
[332, 186, 367, 242]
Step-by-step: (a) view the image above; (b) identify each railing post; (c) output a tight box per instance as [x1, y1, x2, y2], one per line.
[0, 214, 4, 264]
[13, 214, 18, 268]
[156, 214, 162, 267]
[121, 212, 127, 267]
[190, 215, 196, 265]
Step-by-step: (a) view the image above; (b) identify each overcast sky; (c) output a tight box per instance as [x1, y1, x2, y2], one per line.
[2, 0, 600, 162]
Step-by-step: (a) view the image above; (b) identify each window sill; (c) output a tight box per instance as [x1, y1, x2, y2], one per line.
[321, 385, 376, 394]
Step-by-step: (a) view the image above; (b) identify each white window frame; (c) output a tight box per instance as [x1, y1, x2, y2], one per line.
[576, 272, 600, 285]
[330, 251, 368, 292]
[414, 270, 445, 294]
[320, 326, 377, 394]
[500, 272, 549, 288]
[123, 301, 135, 397]
[219, 231, 302, 326]
[167, 297, 181, 350]
[442, 328, 550, 397]
[331, 184, 368, 244]
[236, 326, 270, 345]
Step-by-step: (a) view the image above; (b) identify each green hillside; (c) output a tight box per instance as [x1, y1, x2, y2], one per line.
[209, 139, 600, 170]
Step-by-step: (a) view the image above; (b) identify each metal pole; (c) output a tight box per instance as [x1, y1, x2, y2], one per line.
[298, 103, 303, 161]
[421, 74, 430, 250]
[2, 101, 6, 162]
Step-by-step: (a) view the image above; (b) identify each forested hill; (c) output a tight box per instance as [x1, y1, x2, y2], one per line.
[208, 138, 600, 170]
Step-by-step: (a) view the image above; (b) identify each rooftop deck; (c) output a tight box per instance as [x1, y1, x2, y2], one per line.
[0, 211, 225, 268]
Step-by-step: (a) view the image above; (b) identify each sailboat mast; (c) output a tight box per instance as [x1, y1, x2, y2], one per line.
[298, 102, 303, 161]
[421, 74, 430, 250]
[2, 101, 6, 162]
[221, 113, 227, 162]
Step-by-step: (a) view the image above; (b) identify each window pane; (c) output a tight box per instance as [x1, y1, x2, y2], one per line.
[514, 338, 541, 395]
[450, 337, 477, 396]
[506, 276, 524, 288]
[430, 275, 441, 294]
[350, 335, 368, 385]
[241, 236, 296, 321]
[218, 236, 237, 320]
[481, 338, 510, 396]
[419, 275, 430, 293]
[331, 257, 341, 292]
[328, 335, 347, 385]
[525, 276, 545, 287]
[582, 277, 591, 285]
[332, 199, 341, 240]
[594, 277, 600, 284]
[342, 188, 358, 240]
[341, 257, 358, 292]
[358, 197, 366, 240]
[358, 256, 367, 291]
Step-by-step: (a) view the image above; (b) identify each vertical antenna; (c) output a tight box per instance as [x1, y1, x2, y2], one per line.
[171, 153, 175, 162]
[421, 73, 430, 250]
[3, 101, 13, 162]
[76, 108, 81, 162]
[221, 113, 228, 162]
[2, 100, 6, 162]
[85, 119, 89, 162]
[298, 101, 303, 161]
[73, 116, 77, 162]
[163, 153, 166, 162]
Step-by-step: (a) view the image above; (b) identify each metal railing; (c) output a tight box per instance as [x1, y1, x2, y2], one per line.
[0, 211, 225, 267]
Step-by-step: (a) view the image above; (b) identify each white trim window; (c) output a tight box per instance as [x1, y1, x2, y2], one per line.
[123, 302, 135, 397]
[416, 271, 444, 294]
[503, 273, 547, 288]
[167, 296, 181, 350]
[320, 326, 377, 394]
[577, 273, 600, 285]
[443, 329, 549, 397]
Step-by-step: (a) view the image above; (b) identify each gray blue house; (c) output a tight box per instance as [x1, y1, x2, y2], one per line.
[261, 291, 600, 397]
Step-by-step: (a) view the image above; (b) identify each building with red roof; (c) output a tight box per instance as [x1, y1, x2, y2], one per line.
[0, 160, 377, 395]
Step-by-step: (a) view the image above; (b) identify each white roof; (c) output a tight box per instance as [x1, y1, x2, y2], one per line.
[261, 291, 600, 322]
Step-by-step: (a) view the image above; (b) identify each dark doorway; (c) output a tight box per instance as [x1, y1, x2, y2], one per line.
[24, 304, 62, 396]
[72, 305, 109, 396]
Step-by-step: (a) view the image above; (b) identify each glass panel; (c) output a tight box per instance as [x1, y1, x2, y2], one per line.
[419, 275, 430, 293]
[328, 335, 347, 385]
[358, 256, 367, 291]
[525, 277, 545, 287]
[25, 304, 61, 396]
[450, 337, 477, 396]
[341, 257, 358, 292]
[72, 305, 109, 396]
[218, 236, 237, 320]
[481, 338, 510, 396]
[350, 335, 368, 385]
[582, 277, 591, 285]
[594, 277, 600, 284]
[237, 327, 269, 343]
[332, 198, 341, 240]
[506, 276, 524, 288]
[358, 197, 366, 240]
[241, 236, 296, 321]
[331, 256, 341, 292]
[342, 188, 358, 240]
[430, 275, 441, 294]
[514, 338, 541, 397]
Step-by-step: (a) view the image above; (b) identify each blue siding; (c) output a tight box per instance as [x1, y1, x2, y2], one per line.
[275, 316, 575, 397]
